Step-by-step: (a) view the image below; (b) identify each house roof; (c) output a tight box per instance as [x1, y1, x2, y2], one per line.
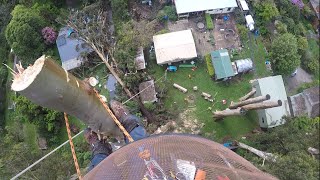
[135, 47, 146, 70]
[56, 27, 93, 70]
[139, 80, 157, 103]
[211, 49, 235, 80]
[153, 30, 197, 65]
[253, 75, 290, 128]
[289, 86, 319, 118]
[174, 0, 238, 14]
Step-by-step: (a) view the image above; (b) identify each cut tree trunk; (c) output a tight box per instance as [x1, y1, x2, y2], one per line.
[239, 88, 256, 101]
[237, 142, 277, 162]
[11, 56, 121, 137]
[242, 100, 282, 111]
[213, 108, 246, 119]
[230, 94, 271, 109]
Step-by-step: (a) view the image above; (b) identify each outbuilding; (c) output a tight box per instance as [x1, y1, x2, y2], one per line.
[211, 49, 235, 80]
[139, 80, 158, 104]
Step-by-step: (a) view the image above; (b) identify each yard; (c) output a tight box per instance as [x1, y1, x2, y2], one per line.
[149, 57, 260, 141]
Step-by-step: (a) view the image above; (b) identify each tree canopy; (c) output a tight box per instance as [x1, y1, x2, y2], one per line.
[255, 2, 279, 22]
[5, 5, 46, 64]
[270, 33, 300, 75]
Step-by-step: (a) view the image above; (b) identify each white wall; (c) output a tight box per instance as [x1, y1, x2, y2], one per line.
[206, 7, 235, 14]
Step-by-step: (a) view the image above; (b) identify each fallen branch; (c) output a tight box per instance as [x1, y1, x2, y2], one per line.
[230, 94, 270, 109]
[237, 142, 277, 162]
[239, 88, 256, 101]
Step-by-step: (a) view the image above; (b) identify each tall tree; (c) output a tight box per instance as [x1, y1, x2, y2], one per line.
[255, 1, 279, 22]
[270, 33, 300, 75]
[63, 3, 156, 122]
[5, 5, 46, 64]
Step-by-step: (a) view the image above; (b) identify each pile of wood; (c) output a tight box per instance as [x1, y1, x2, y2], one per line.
[213, 88, 282, 120]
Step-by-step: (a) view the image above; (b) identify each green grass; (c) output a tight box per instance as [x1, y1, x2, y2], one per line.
[205, 13, 214, 30]
[150, 59, 259, 141]
[23, 122, 39, 152]
[4, 53, 14, 127]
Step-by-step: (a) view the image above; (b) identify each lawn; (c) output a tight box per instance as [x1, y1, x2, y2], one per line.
[149, 58, 259, 142]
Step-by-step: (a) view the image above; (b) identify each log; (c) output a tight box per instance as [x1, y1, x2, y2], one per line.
[242, 100, 282, 111]
[237, 142, 277, 162]
[11, 56, 121, 137]
[239, 88, 256, 101]
[201, 92, 212, 98]
[173, 83, 187, 93]
[308, 147, 319, 155]
[213, 108, 246, 119]
[230, 94, 270, 109]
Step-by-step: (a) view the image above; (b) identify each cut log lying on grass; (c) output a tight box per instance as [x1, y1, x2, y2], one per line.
[230, 94, 271, 109]
[173, 83, 188, 93]
[237, 142, 277, 162]
[153, 121, 177, 134]
[201, 92, 212, 98]
[308, 147, 319, 155]
[239, 88, 256, 101]
[242, 100, 282, 111]
[11, 56, 121, 137]
[213, 108, 246, 119]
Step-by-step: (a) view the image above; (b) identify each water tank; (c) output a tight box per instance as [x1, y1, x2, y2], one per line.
[235, 58, 253, 73]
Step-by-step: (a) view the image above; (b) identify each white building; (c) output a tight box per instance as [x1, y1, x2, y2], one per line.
[174, 0, 238, 18]
[153, 30, 197, 65]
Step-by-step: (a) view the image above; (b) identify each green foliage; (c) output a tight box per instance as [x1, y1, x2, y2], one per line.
[236, 24, 249, 41]
[234, 8, 246, 24]
[301, 39, 320, 75]
[5, 5, 46, 64]
[110, 0, 129, 22]
[14, 96, 63, 144]
[144, 102, 156, 111]
[297, 80, 319, 93]
[157, 6, 177, 22]
[205, 54, 214, 76]
[275, 0, 300, 21]
[275, 21, 287, 34]
[302, 5, 315, 20]
[32, 3, 60, 27]
[155, 29, 170, 35]
[255, 2, 279, 22]
[240, 116, 319, 180]
[270, 33, 300, 75]
[297, 36, 308, 53]
[205, 13, 214, 30]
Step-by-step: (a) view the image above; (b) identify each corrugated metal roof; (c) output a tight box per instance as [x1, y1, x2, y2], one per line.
[210, 49, 235, 80]
[153, 30, 197, 65]
[253, 75, 290, 128]
[139, 80, 157, 103]
[174, 0, 238, 14]
[135, 47, 146, 70]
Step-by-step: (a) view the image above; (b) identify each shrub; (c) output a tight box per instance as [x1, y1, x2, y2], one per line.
[236, 24, 249, 41]
[205, 13, 214, 30]
[275, 21, 287, 34]
[302, 50, 319, 75]
[205, 54, 214, 76]
[157, 6, 177, 22]
[42, 27, 57, 45]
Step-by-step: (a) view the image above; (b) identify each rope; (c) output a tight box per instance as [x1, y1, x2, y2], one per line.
[64, 113, 83, 180]
[93, 89, 134, 142]
[10, 130, 84, 180]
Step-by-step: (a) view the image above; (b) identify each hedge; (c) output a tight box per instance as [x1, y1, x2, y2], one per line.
[205, 54, 214, 76]
[205, 13, 214, 30]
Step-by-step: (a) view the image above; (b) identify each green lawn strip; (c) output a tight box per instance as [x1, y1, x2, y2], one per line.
[23, 122, 39, 152]
[152, 61, 259, 141]
[4, 53, 14, 127]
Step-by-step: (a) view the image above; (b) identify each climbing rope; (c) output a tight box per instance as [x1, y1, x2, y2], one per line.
[64, 113, 83, 180]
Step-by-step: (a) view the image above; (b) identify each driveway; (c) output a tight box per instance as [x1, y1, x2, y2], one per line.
[285, 67, 313, 94]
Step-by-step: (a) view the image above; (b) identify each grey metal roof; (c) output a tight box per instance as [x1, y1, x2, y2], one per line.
[174, 0, 238, 14]
[139, 80, 158, 103]
[253, 75, 290, 128]
[56, 27, 93, 70]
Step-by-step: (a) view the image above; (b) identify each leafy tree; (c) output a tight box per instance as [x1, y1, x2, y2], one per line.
[255, 2, 279, 22]
[157, 6, 177, 22]
[234, 8, 246, 24]
[5, 5, 46, 64]
[275, 21, 287, 34]
[302, 50, 319, 75]
[236, 24, 249, 41]
[110, 0, 129, 22]
[297, 36, 308, 53]
[239, 116, 319, 180]
[274, 0, 300, 21]
[270, 33, 300, 75]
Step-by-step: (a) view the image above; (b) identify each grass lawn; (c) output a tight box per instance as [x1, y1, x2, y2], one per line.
[149, 59, 259, 142]
[23, 122, 39, 152]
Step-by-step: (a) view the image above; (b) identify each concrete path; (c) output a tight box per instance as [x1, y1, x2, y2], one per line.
[285, 67, 313, 94]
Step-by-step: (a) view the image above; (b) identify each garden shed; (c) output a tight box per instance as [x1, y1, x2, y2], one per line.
[252, 75, 290, 128]
[174, 0, 238, 18]
[289, 86, 319, 118]
[139, 80, 158, 104]
[211, 49, 235, 80]
[153, 30, 197, 65]
[56, 27, 93, 71]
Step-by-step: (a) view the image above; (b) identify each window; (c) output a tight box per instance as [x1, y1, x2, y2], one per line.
[262, 118, 265, 123]
[227, 8, 231, 11]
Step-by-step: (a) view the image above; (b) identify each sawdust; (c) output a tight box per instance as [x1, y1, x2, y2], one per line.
[174, 108, 204, 134]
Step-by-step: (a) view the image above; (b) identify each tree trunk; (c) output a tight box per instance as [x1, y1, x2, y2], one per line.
[11, 56, 121, 137]
[237, 142, 277, 162]
[239, 88, 256, 101]
[230, 94, 271, 109]
[93, 46, 156, 123]
[242, 100, 282, 111]
[213, 108, 246, 119]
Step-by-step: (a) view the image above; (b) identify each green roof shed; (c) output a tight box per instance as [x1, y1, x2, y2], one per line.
[210, 49, 235, 80]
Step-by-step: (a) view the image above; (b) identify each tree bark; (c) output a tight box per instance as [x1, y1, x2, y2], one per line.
[237, 142, 277, 162]
[230, 94, 271, 109]
[213, 108, 246, 119]
[239, 88, 256, 101]
[242, 100, 282, 111]
[11, 56, 121, 137]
